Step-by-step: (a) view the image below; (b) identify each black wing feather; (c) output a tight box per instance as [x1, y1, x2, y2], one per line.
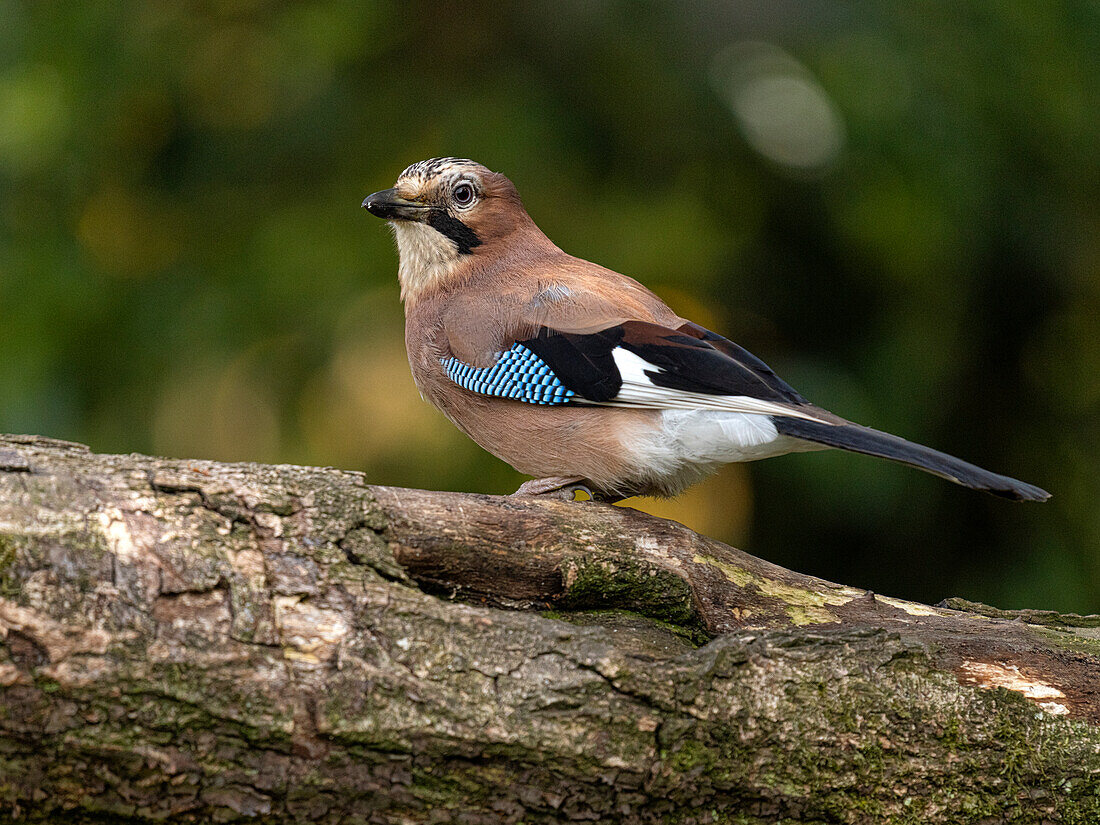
[517, 321, 809, 407]
[617, 321, 809, 405]
[675, 322, 810, 404]
[519, 326, 624, 402]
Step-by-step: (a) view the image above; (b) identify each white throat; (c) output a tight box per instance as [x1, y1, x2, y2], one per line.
[392, 221, 462, 305]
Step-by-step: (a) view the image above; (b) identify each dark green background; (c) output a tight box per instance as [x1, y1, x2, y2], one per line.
[2, 1, 1097, 610]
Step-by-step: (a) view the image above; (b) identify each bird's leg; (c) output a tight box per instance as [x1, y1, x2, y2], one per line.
[512, 476, 619, 503]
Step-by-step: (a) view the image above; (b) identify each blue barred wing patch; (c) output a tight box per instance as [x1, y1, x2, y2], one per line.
[441, 343, 576, 405]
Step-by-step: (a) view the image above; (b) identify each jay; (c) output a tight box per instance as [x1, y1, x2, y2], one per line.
[363, 158, 1049, 503]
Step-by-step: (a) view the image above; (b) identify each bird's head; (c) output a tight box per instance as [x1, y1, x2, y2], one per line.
[363, 158, 535, 305]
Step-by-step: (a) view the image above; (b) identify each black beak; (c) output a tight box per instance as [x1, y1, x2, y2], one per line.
[361, 188, 428, 221]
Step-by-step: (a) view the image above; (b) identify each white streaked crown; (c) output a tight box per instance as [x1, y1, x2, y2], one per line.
[398, 157, 484, 186]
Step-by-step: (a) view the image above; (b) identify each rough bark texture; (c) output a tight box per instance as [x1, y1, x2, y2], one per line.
[1, 433, 1099, 824]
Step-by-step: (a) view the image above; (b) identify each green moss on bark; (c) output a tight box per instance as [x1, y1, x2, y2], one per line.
[0, 534, 19, 598]
[558, 555, 702, 631]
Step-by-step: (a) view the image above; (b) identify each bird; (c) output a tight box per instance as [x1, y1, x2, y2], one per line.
[362, 157, 1049, 503]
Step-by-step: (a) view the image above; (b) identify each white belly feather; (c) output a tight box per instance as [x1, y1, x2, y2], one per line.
[619, 409, 824, 496]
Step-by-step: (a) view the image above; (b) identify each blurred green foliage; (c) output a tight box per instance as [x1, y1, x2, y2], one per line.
[1, 1, 1097, 610]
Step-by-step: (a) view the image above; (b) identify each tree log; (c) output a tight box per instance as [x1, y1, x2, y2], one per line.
[1, 433, 1099, 824]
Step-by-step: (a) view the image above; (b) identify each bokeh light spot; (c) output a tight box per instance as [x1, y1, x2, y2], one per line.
[153, 351, 282, 463]
[711, 42, 845, 171]
[77, 187, 181, 276]
[0, 64, 70, 173]
[299, 336, 473, 472]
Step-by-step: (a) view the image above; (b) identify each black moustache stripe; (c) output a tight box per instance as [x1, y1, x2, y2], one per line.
[427, 210, 482, 255]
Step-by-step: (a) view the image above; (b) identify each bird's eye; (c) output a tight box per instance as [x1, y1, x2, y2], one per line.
[453, 183, 475, 207]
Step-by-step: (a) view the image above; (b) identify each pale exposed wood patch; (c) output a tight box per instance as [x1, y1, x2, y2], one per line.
[273, 594, 350, 662]
[0, 596, 119, 663]
[959, 660, 1070, 715]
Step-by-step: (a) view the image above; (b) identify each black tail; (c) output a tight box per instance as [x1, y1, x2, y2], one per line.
[772, 417, 1050, 502]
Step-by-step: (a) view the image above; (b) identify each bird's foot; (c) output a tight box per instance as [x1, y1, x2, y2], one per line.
[512, 477, 587, 500]
[512, 477, 618, 502]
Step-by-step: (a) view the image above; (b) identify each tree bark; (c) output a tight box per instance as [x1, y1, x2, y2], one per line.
[1, 433, 1099, 824]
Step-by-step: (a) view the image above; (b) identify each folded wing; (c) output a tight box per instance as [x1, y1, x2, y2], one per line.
[441, 319, 833, 422]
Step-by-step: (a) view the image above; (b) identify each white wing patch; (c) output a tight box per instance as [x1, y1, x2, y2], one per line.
[600, 348, 829, 423]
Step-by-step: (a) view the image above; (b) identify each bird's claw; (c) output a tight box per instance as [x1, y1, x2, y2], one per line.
[559, 482, 597, 502]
